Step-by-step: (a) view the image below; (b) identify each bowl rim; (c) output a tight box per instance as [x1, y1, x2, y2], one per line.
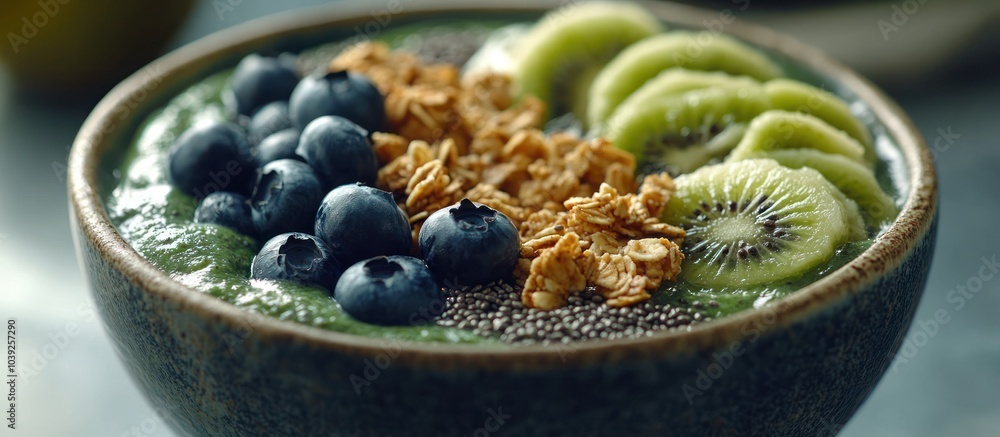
[69, 0, 936, 369]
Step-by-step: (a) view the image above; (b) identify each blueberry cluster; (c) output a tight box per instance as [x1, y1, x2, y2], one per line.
[168, 53, 520, 327]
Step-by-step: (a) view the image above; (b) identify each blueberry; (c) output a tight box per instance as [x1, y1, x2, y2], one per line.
[255, 129, 302, 167]
[251, 159, 324, 240]
[315, 183, 411, 266]
[251, 232, 344, 292]
[248, 101, 293, 145]
[334, 255, 440, 326]
[289, 70, 385, 134]
[418, 199, 519, 286]
[296, 115, 377, 190]
[193, 191, 255, 236]
[227, 54, 299, 117]
[168, 122, 256, 198]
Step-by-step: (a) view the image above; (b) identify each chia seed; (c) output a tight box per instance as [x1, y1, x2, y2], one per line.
[437, 281, 709, 345]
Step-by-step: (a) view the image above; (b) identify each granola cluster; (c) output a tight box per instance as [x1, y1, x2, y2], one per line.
[517, 178, 685, 310]
[328, 42, 685, 310]
[330, 42, 537, 155]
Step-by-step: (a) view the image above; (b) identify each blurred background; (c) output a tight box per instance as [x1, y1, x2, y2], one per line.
[0, 0, 997, 435]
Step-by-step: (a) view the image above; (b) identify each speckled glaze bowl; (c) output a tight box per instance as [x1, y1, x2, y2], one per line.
[68, 1, 937, 435]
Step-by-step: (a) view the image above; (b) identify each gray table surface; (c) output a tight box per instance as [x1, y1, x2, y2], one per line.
[1, 1, 997, 436]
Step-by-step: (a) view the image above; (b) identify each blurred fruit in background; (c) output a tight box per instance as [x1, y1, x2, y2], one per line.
[672, 0, 1000, 90]
[0, 0, 194, 101]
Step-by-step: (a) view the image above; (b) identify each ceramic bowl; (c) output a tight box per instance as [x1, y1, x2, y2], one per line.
[68, 1, 937, 435]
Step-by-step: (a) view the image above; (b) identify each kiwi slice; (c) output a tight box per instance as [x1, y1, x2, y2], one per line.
[604, 85, 771, 176]
[726, 110, 867, 164]
[734, 149, 898, 227]
[816, 174, 869, 243]
[513, 1, 663, 120]
[764, 79, 875, 164]
[594, 69, 760, 131]
[587, 31, 782, 127]
[662, 159, 863, 287]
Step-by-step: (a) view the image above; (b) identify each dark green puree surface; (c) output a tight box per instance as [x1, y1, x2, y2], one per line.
[103, 21, 906, 345]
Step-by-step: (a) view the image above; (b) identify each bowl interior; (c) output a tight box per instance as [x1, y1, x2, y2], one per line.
[74, 0, 934, 360]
